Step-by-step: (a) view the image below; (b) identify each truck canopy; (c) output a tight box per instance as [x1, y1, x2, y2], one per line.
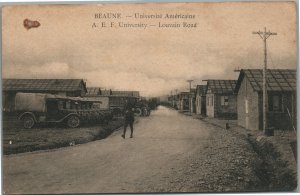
[15, 93, 103, 112]
[15, 93, 50, 112]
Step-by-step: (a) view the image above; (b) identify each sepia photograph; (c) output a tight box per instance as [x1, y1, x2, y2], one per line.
[1, 1, 298, 193]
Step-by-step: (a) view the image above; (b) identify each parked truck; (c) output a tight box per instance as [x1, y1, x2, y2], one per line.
[15, 92, 113, 129]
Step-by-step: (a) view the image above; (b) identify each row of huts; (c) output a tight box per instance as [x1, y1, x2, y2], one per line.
[2, 79, 140, 114]
[168, 69, 297, 131]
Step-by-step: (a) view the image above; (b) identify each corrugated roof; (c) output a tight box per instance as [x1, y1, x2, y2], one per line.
[196, 85, 206, 96]
[3, 79, 87, 92]
[16, 92, 98, 102]
[111, 90, 140, 97]
[235, 69, 296, 92]
[86, 87, 101, 96]
[100, 89, 112, 96]
[207, 80, 237, 94]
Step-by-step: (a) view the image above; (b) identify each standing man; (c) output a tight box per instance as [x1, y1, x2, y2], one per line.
[122, 107, 135, 139]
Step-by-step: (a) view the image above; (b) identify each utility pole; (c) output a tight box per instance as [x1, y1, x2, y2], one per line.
[187, 80, 193, 91]
[253, 27, 277, 134]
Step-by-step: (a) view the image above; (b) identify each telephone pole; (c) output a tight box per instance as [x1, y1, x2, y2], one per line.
[253, 27, 277, 134]
[187, 80, 193, 91]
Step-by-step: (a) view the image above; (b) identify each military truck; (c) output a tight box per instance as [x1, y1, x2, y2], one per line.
[15, 92, 113, 129]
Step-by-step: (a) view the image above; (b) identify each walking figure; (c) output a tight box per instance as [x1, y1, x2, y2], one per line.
[122, 107, 135, 139]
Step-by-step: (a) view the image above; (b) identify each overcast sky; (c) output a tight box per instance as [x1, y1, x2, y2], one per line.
[2, 2, 297, 97]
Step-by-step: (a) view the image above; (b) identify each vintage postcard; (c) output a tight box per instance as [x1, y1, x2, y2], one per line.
[1, 1, 297, 194]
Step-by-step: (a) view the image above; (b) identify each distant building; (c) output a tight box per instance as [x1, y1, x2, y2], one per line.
[86, 87, 101, 96]
[100, 89, 112, 96]
[3, 79, 87, 112]
[175, 94, 180, 109]
[189, 88, 196, 113]
[178, 92, 190, 111]
[235, 69, 296, 130]
[167, 95, 177, 108]
[84, 87, 109, 110]
[195, 85, 206, 115]
[206, 80, 237, 119]
[109, 90, 140, 113]
[111, 90, 139, 97]
[84, 88, 140, 113]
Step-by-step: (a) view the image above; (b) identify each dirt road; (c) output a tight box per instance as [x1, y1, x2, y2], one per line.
[4, 106, 246, 193]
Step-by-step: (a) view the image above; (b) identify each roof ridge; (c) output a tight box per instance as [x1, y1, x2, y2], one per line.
[3, 79, 86, 92]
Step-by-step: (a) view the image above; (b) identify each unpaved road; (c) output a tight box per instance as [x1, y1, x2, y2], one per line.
[4, 106, 219, 194]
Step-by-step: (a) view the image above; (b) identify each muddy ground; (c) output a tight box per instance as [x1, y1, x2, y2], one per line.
[3, 116, 124, 155]
[3, 107, 297, 193]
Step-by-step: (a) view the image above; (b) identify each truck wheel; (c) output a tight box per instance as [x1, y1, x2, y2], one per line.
[134, 108, 142, 116]
[23, 115, 35, 129]
[67, 115, 80, 128]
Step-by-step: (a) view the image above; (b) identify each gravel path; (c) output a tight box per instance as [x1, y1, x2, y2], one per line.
[4, 106, 261, 193]
[135, 118, 261, 192]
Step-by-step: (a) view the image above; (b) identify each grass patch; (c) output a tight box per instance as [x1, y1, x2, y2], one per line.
[247, 135, 297, 192]
[3, 118, 124, 155]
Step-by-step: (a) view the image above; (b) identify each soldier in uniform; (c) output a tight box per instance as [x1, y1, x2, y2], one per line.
[122, 107, 135, 139]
